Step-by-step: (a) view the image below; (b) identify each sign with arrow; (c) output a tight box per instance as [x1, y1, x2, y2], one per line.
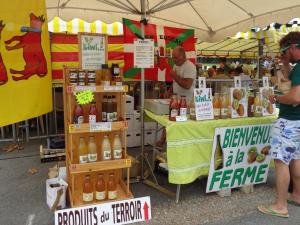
[54, 196, 151, 225]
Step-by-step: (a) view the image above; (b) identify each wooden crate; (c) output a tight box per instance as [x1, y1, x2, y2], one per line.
[63, 67, 133, 207]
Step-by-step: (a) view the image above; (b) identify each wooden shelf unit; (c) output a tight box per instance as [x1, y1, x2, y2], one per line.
[63, 67, 133, 208]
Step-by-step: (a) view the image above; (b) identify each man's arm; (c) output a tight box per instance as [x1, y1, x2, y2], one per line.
[269, 85, 300, 105]
[170, 69, 193, 89]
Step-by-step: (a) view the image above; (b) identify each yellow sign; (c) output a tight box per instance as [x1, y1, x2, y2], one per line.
[0, 0, 52, 127]
[75, 90, 94, 105]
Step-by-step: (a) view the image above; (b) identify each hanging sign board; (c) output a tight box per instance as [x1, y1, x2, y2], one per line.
[79, 33, 107, 70]
[55, 196, 151, 225]
[133, 39, 154, 68]
[206, 124, 272, 193]
[194, 88, 214, 120]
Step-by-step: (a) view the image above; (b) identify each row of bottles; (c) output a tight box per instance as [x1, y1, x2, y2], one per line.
[83, 173, 117, 202]
[73, 96, 118, 124]
[212, 90, 263, 119]
[169, 94, 188, 121]
[78, 134, 123, 163]
[69, 63, 122, 86]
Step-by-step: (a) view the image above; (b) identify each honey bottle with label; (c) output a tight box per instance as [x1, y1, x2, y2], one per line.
[102, 135, 112, 160]
[213, 93, 221, 119]
[95, 174, 106, 201]
[78, 137, 88, 164]
[88, 136, 97, 162]
[113, 134, 122, 159]
[107, 173, 118, 200]
[83, 175, 93, 202]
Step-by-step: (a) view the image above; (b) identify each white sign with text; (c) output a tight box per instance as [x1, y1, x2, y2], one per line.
[194, 88, 214, 120]
[55, 197, 151, 225]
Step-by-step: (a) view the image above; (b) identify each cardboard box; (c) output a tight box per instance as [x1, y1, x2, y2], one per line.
[125, 133, 136, 148]
[125, 114, 134, 132]
[46, 178, 68, 210]
[144, 130, 155, 146]
[134, 110, 141, 131]
[125, 95, 134, 114]
[144, 121, 157, 130]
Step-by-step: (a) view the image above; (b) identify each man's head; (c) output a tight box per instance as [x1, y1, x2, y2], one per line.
[279, 32, 300, 63]
[172, 46, 186, 66]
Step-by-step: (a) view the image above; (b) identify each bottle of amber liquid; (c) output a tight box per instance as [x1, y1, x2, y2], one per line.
[83, 175, 93, 202]
[73, 104, 84, 124]
[95, 174, 106, 201]
[189, 95, 196, 120]
[88, 136, 97, 162]
[107, 173, 118, 200]
[78, 137, 88, 164]
[112, 96, 118, 121]
[102, 95, 108, 122]
[213, 93, 221, 119]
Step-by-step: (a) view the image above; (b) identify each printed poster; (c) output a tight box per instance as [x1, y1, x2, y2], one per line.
[194, 88, 214, 120]
[206, 124, 272, 193]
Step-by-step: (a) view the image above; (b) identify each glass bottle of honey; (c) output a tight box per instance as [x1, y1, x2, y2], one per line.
[213, 93, 221, 119]
[95, 174, 106, 201]
[107, 173, 118, 200]
[78, 137, 88, 164]
[88, 136, 97, 162]
[189, 95, 196, 120]
[102, 135, 112, 160]
[83, 175, 93, 202]
[220, 93, 229, 119]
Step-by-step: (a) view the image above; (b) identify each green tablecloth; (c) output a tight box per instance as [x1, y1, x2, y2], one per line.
[144, 109, 277, 185]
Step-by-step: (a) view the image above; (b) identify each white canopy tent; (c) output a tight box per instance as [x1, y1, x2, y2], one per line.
[46, 0, 300, 42]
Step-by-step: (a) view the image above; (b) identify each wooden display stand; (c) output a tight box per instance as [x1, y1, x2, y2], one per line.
[63, 67, 133, 207]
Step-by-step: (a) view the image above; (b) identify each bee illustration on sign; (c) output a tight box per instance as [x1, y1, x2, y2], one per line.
[5, 13, 47, 81]
[0, 20, 7, 85]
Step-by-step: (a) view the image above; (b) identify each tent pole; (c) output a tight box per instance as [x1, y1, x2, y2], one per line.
[140, 0, 146, 180]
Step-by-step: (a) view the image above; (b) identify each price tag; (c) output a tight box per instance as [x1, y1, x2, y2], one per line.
[89, 122, 112, 131]
[66, 85, 74, 93]
[124, 85, 129, 92]
[198, 77, 206, 88]
[262, 76, 269, 87]
[103, 85, 124, 91]
[175, 116, 187, 122]
[74, 86, 96, 92]
[69, 124, 76, 132]
[234, 76, 242, 88]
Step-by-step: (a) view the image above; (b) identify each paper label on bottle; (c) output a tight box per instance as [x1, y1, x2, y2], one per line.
[82, 192, 93, 202]
[77, 116, 84, 124]
[88, 153, 97, 162]
[102, 112, 107, 122]
[251, 104, 254, 113]
[113, 112, 118, 121]
[114, 149, 122, 159]
[213, 108, 220, 116]
[221, 108, 228, 116]
[170, 109, 178, 117]
[103, 150, 111, 160]
[96, 191, 106, 201]
[107, 113, 114, 122]
[114, 67, 120, 74]
[180, 108, 187, 116]
[89, 115, 96, 123]
[116, 82, 122, 86]
[190, 108, 195, 116]
[79, 155, 88, 163]
[108, 190, 118, 200]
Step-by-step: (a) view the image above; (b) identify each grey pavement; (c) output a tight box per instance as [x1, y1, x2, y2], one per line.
[1, 140, 300, 225]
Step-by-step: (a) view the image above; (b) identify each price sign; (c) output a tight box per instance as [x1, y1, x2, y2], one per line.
[75, 90, 94, 105]
[89, 122, 112, 131]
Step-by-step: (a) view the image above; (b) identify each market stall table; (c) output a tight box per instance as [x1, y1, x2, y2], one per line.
[144, 109, 277, 202]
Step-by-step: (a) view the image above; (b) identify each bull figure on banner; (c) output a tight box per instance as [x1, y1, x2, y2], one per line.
[5, 13, 47, 81]
[0, 20, 7, 85]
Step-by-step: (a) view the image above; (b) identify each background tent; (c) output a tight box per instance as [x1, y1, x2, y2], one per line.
[46, 0, 300, 42]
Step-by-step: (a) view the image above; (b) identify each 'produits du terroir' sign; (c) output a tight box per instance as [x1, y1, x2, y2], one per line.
[55, 197, 151, 225]
[206, 124, 272, 193]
